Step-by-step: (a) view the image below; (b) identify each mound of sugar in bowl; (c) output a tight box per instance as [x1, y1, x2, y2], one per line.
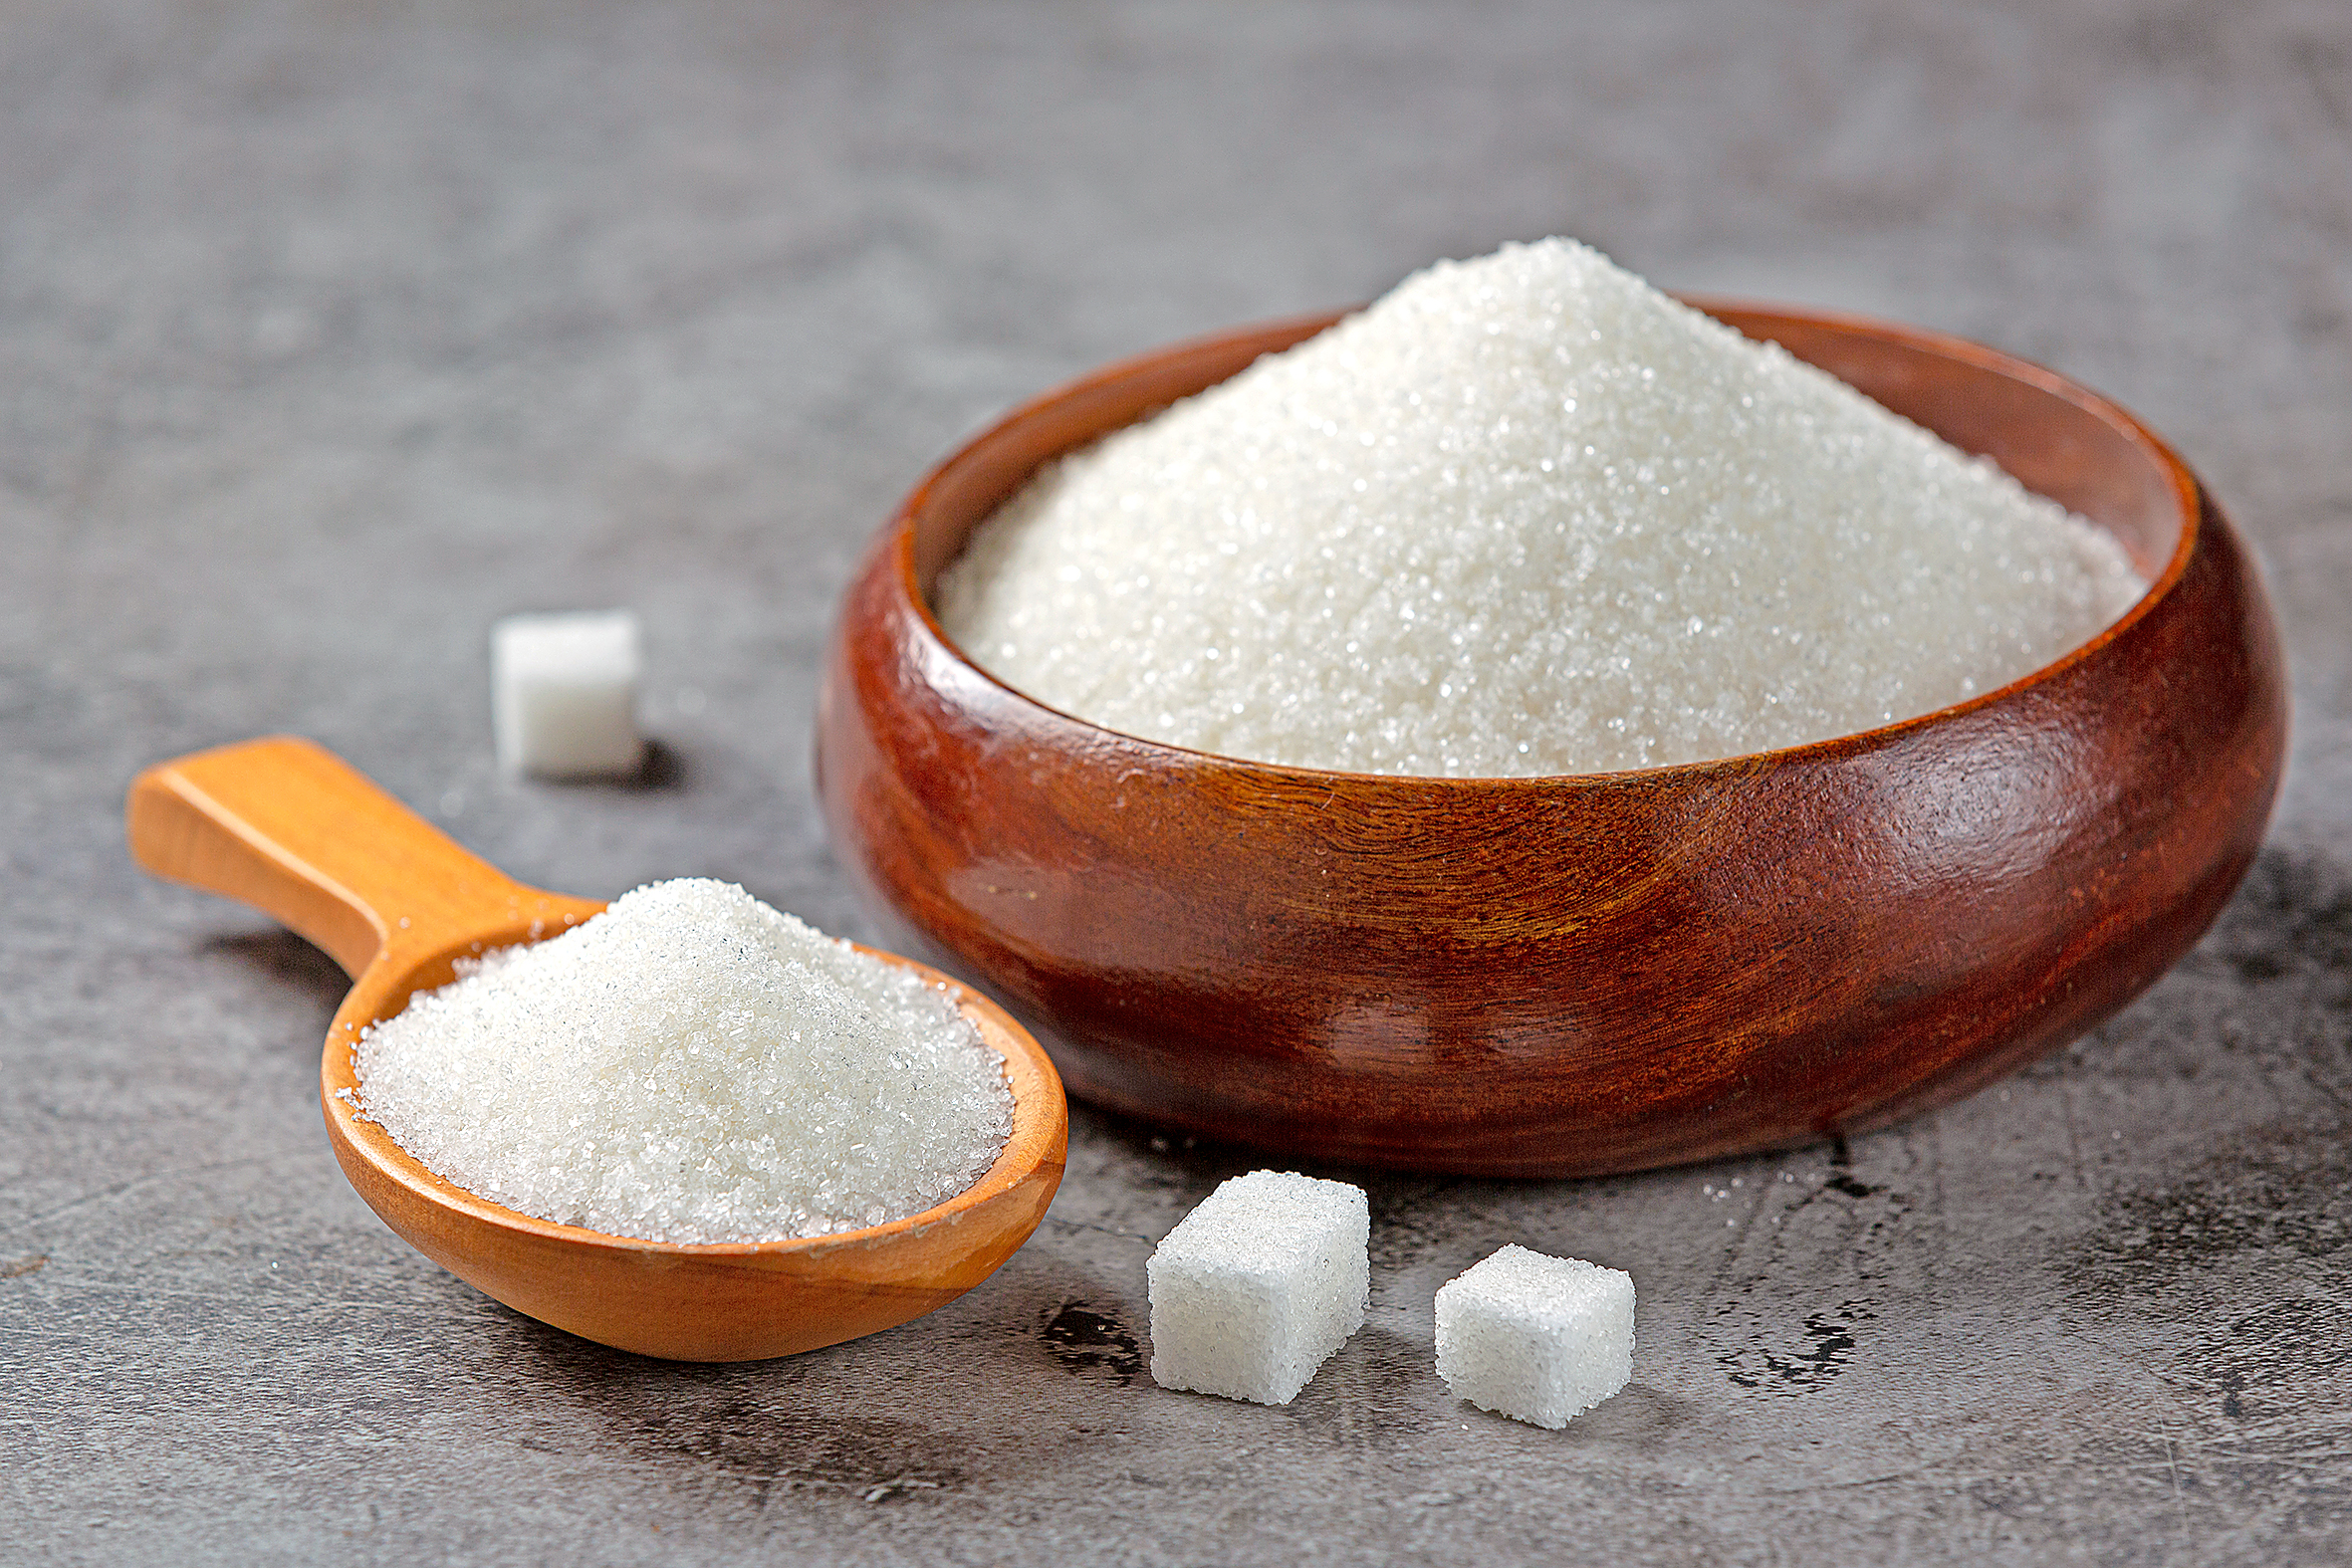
[353, 878, 1013, 1244]
[938, 238, 2148, 777]
[1435, 1245, 1635, 1429]
[1147, 1170, 1368, 1405]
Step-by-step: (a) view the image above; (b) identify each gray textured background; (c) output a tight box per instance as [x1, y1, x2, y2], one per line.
[4, 2, 2349, 1563]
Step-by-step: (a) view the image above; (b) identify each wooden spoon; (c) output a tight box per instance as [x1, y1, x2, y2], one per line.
[126, 736, 1067, 1361]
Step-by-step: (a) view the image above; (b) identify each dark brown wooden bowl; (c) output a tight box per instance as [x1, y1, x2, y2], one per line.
[816, 301, 2287, 1177]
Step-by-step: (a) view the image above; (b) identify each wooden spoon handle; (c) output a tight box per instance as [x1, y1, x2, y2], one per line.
[127, 736, 538, 979]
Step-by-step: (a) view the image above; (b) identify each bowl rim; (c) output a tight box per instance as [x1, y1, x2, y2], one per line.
[321, 941, 1067, 1262]
[885, 296, 2205, 789]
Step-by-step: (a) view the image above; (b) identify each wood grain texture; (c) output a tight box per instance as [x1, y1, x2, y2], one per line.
[127, 737, 1067, 1360]
[817, 303, 2288, 1177]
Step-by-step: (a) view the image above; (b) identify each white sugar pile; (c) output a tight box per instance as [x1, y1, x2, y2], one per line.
[937, 239, 2147, 777]
[353, 879, 1013, 1244]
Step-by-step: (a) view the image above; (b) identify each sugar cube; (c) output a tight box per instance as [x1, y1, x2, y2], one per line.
[1146, 1170, 1368, 1405]
[1435, 1244, 1634, 1429]
[491, 610, 643, 779]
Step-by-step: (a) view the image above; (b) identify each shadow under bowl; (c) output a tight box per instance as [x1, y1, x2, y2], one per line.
[816, 301, 2287, 1178]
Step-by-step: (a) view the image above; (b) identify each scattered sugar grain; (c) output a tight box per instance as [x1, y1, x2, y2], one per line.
[938, 238, 2147, 777]
[1435, 1244, 1634, 1430]
[1146, 1170, 1368, 1405]
[353, 878, 1013, 1244]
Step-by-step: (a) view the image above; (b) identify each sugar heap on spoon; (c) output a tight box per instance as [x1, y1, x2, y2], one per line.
[352, 878, 1013, 1245]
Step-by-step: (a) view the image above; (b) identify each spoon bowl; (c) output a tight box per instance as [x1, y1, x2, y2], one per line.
[128, 736, 1066, 1361]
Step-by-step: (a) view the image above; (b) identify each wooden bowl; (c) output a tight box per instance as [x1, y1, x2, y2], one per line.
[816, 302, 2286, 1177]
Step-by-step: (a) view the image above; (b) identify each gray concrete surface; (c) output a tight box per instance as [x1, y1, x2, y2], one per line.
[4, 1, 2349, 1562]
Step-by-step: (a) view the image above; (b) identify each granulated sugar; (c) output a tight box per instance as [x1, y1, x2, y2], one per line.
[937, 239, 2147, 777]
[353, 879, 1013, 1244]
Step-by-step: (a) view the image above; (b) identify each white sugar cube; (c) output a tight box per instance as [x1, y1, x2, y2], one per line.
[492, 610, 643, 779]
[1147, 1170, 1368, 1405]
[1435, 1245, 1634, 1429]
